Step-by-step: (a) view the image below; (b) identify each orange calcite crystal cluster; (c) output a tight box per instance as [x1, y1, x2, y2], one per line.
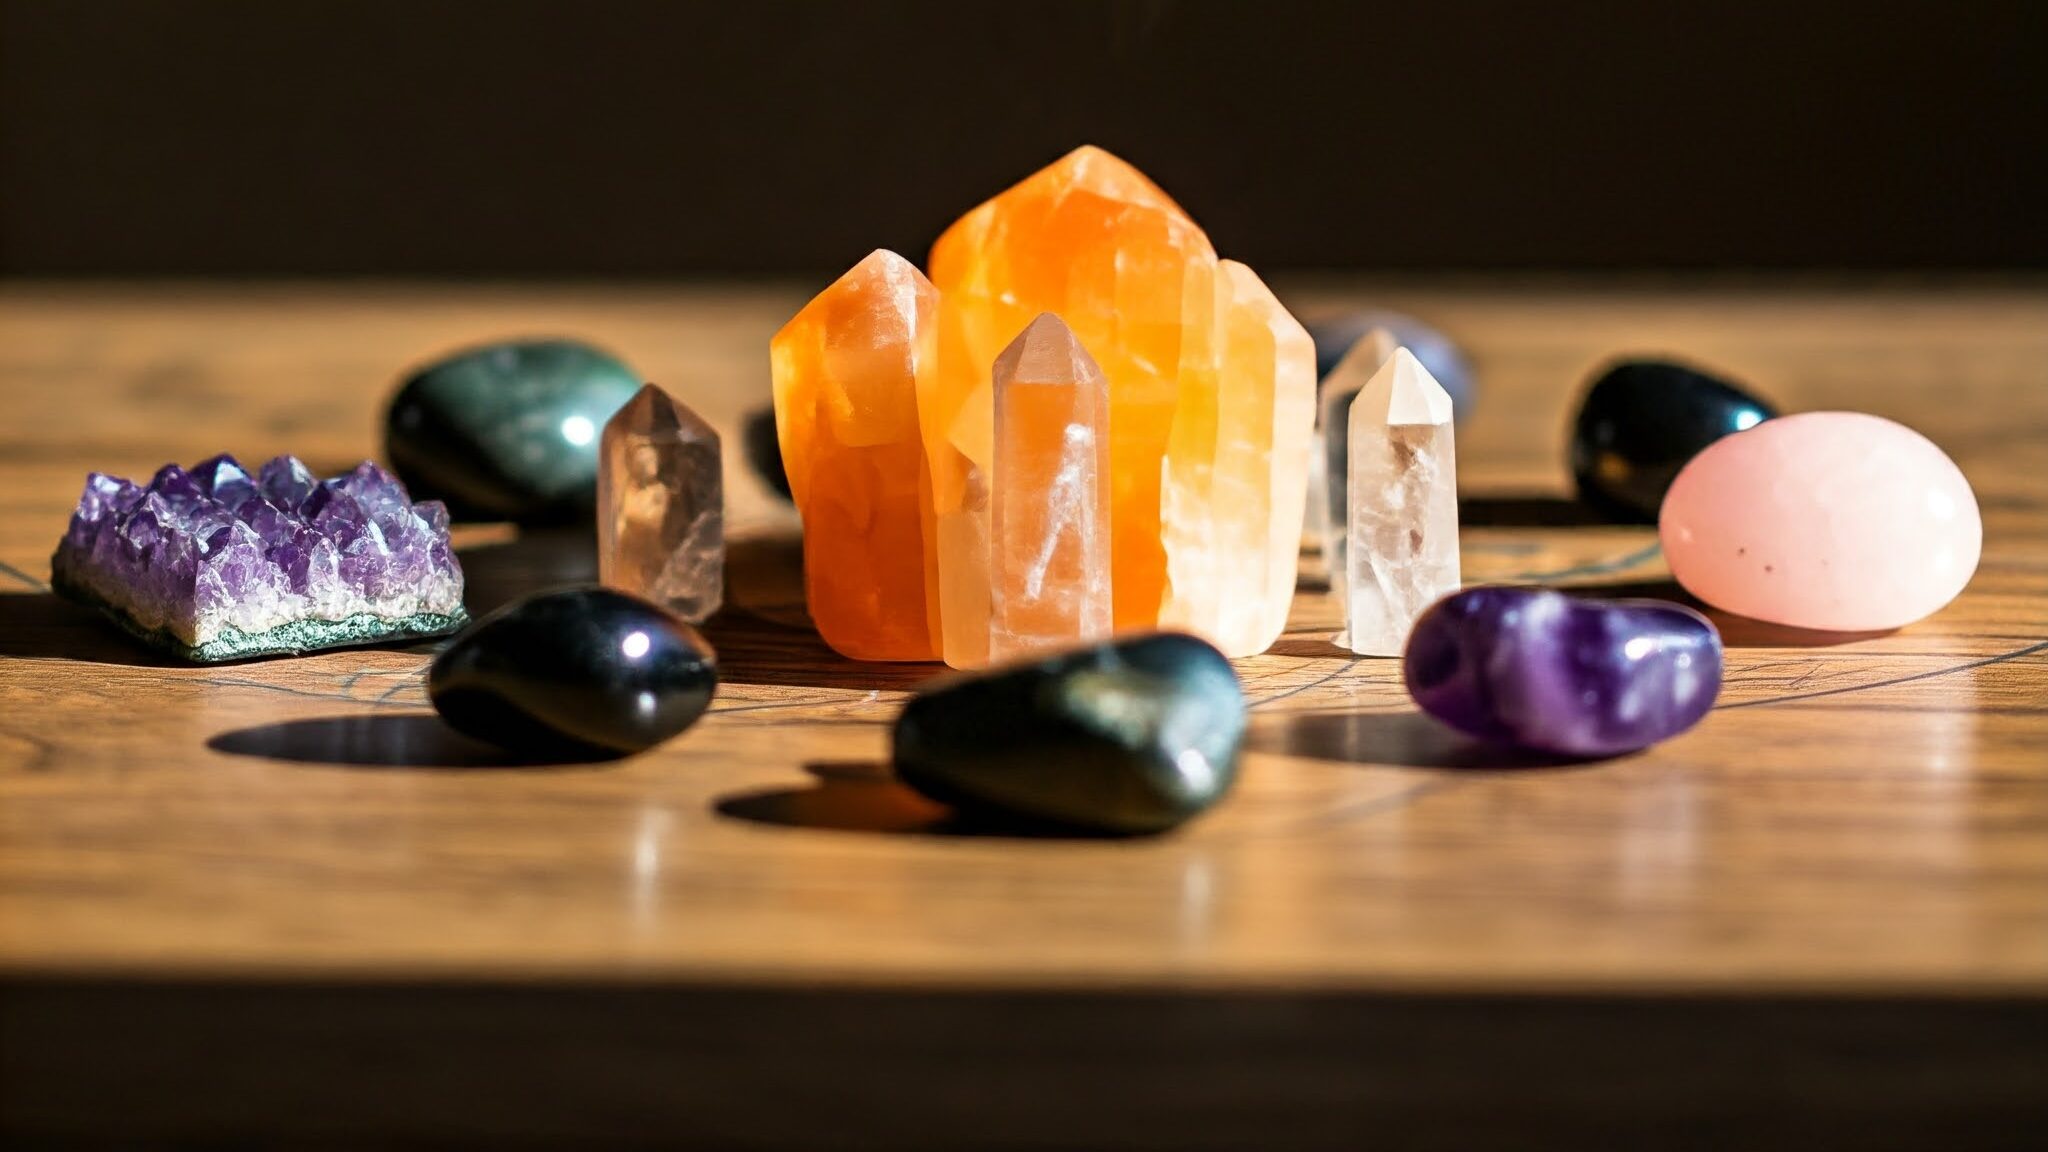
[772, 146, 1315, 668]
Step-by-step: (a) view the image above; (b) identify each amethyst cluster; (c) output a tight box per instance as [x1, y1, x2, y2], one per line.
[52, 454, 468, 662]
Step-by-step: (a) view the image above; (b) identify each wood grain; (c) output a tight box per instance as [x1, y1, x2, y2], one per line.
[1, 281, 2045, 1145]
[1, 280, 2045, 991]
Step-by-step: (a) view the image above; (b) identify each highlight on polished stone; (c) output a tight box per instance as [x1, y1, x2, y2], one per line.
[770, 249, 942, 661]
[1343, 349, 1461, 656]
[52, 455, 467, 662]
[1312, 325, 1400, 588]
[892, 631, 1245, 835]
[1661, 411, 1981, 632]
[430, 586, 717, 758]
[1571, 357, 1777, 523]
[1405, 587, 1723, 757]
[775, 145, 1314, 667]
[597, 383, 723, 624]
[987, 314, 1113, 664]
[386, 338, 642, 525]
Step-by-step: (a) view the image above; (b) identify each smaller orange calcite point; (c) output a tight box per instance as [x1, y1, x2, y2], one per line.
[769, 250, 940, 661]
[597, 383, 725, 623]
[986, 314, 1113, 664]
[1161, 260, 1316, 655]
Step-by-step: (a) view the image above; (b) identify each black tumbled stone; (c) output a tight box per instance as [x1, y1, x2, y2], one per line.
[386, 338, 641, 524]
[429, 587, 717, 758]
[742, 407, 792, 502]
[1570, 358, 1777, 523]
[892, 633, 1245, 835]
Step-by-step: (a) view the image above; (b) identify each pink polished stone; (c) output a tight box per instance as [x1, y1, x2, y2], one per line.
[1660, 412, 1980, 632]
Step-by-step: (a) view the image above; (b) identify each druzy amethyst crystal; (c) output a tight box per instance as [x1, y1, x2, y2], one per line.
[1404, 587, 1722, 757]
[52, 455, 467, 662]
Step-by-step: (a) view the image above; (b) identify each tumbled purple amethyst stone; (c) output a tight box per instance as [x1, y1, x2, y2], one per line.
[51, 454, 467, 662]
[1404, 587, 1722, 757]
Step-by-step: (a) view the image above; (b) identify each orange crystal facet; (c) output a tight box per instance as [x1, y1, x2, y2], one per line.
[769, 250, 940, 661]
[988, 314, 1113, 663]
[930, 145, 1219, 640]
[1164, 260, 1317, 655]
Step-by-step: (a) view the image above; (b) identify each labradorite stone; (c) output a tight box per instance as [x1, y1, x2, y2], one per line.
[892, 633, 1245, 835]
[1570, 358, 1777, 523]
[429, 587, 718, 758]
[386, 339, 642, 524]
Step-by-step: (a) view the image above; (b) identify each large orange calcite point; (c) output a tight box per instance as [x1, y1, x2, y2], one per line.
[930, 145, 1218, 650]
[769, 250, 940, 661]
[988, 314, 1112, 663]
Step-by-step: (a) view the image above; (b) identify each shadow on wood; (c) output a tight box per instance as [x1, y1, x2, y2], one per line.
[1707, 614, 1898, 649]
[1246, 709, 1615, 770]
[701, 611, 943, 692]
[207, 713, 605, 769]
[0, 592, 183, 667]
[454, 527, 598, 618]
[714, 763, 1126, 840]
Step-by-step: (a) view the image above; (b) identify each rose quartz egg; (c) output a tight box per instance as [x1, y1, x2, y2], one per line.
[1659, 412, 1980, 631]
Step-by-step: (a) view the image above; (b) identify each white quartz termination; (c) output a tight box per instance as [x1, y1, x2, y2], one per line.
[1315, 327, 1402, 595]
[1342, 347, 1461, 656]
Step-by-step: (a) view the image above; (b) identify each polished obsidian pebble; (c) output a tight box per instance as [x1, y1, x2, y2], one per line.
[741, 407, 792, 501]
[892, 633, 1245, 835]
[1405, 587, 1722, 758]
[1306, 309, 1475, 419]
[1570, 358, 1776, 523]
[386, 339, 642, 524]
[429, 587, 716, 758]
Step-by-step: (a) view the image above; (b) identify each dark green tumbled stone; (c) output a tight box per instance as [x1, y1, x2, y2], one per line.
[386, 339, 641, 524]
[429, 587, 717, 758]
[1570, 357, 1777, 523]
[892, 633, 1245, 835]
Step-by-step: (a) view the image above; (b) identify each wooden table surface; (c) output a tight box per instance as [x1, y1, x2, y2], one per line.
[2, 281, 2045, 1148]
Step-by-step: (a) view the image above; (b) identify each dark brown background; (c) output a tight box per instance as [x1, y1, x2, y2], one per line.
[3, 0, 2043, 276]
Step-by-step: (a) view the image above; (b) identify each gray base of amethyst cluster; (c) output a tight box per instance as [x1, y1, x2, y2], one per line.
[54, 572, 468, 663]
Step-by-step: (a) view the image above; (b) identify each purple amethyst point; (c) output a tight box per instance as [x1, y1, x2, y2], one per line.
[51, 454, 468, 662]
[1404, 586, 1722, 757]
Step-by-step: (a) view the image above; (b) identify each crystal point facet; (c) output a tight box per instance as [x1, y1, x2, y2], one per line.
[1161, 260, 1316, 656]
[931, 146, 1217, 636]
[771, 249, 941, 661]
[1315, 327, 1401, 588]
[597, 383, 724, 624]
[52, 455, 466, 662]
[987, 314, 1112, 664]
[1344, 349, 1461, 656]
